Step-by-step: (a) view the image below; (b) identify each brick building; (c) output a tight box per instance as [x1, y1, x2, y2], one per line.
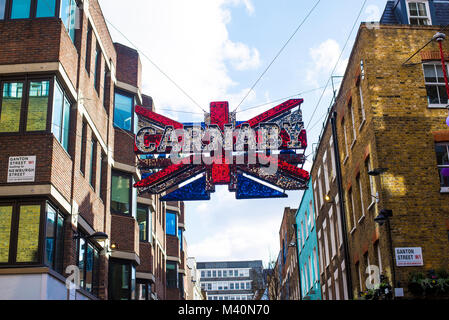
[325, 0, 449, 299]
[277, 207, 300, 300]
[0, 0, 189, 300]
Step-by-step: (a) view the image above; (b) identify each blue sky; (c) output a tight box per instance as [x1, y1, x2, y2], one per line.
[99, 0, 386, 266]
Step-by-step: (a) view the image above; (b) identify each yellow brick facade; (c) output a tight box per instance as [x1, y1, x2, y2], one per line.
[335, 24, 449, 299]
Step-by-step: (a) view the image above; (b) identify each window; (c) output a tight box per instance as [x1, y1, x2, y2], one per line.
[213, 270, 217, 277]
[308, 256, 313, 289]
[436, 143, 449, 191]
[365, 157, 375, 207]
[309, 200, 314, 229]
[230, 283, 234, 290]
[89, 139, 96, 188]
[323, 152, 330, 193]
[357, 80, 366, 124]
[342, 118, 349, 158]
[341, 262, 349, 300]
[329, 137, 337, 180]
[223, 270, 227, 277]
[137, 205, 149, 242]
[166, 211, 177, 236]
[301, 221, 305, 246]
[0, 82, 24, 132]
[77, 232, 101, 295]
[44, 203, 64, 274]
[374, 241, 383, 274]
[0, 201, 72, 267]
[60, 0, 77, 42]
[85, 24, 92, 73]
[349, 100, 356, 142]
[357, 174, 365, 220]
[357, 262, 362, 292]
[235, 283, 239, 290]
[166, 261, 178, 288]
[304, 213, 309, 239]
[99, 152, 107, 202]
[207, 270, 211, 278]
[109, 259, 136, 300]
[0, 0, 6, 19]
[51, 80, 71, 152]
[347, 188, 356, 231]
[329, 208, 337, 258]
[304, 262, 309, 292]
[317, 170, 324, 206]
[36, 0, 57, 17]
[114, 91, 135, 132]
[94, 46, 101, 93]
[80, 121, 87, 174]
[103, 65, 110, 111]
[136, 280, 150, 300]
[313, 247, 318, 283]
[111, 171, 132, 215]
[424, 63, 449, 106]
[201, 271, 205, 278]
[218, 270, 222, 277]
[11, 0, 32, 19]
[407, 1, 431, 25]
[27, 80, 50, 131]
[323, 220, 330, 267]
[178, 228, 183, 251]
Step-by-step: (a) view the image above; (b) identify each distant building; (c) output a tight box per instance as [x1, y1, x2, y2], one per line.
[186, 257, 205, 300]
[197, 260, 263, 300]
[278, 207, 300, 300]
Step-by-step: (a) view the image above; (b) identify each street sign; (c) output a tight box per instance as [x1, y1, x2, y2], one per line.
[395, 247, 424, 267]
[7, 156, 36, 183]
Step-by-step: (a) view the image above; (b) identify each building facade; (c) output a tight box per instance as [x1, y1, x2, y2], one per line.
[296, 179, 323, 300]
[0, 0, 192, 300]
[330, 0, 449, 299]
[278, 207, 300, 300]
[198, 260, 263, 301]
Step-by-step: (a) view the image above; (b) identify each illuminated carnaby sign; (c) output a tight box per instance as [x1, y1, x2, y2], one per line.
[133, 99, 310, 201]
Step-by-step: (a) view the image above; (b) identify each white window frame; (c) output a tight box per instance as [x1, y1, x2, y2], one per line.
[313, 181, 320, 216]
[317, 168, 324, 208]
[350, 102, 357, 145]
[406, 0, 432, 25]
[323, 219, 330, 267]
[309, 256, 313, 290]
[423, 62, 449, 108]
[436, 143, 449, 193]
[342, 118, 349, 162]
[329, 207, 337, 259]
[309, 200, 315, 230]
[358, 82, 366, 130]
[329, 137, 337, 181]
[313, 247, 319, 284]
[327, 278, 333, 301]
[341, 261, 349, 300]
[334, 270, 340, 300]
[323, 151, 330, 193]
[357, 174, 365, 223]
[366, 157, 376, 208]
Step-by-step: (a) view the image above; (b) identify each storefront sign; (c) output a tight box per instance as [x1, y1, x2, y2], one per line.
[395, 247, 424, 267]
[133, 100, 310, 201]
[7, 156, 36, 183]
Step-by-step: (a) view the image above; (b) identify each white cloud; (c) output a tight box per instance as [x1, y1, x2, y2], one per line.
[99, 0, 260, 119]
[306, 39, 348, 86]
[188, 214, 280, 263]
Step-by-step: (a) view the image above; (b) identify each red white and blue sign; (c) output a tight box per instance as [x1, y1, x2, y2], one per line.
[134, 99, 310, 201]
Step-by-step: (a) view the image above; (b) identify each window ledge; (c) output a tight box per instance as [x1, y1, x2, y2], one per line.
[343, 155, 349, 165]
[440, 187, 449, 194]
[427, 104, 449, 109]
[358, 215, 366, 225]
[367, 201, 376, 211]
[350, 139, 357, 150]
[358, 119, 366, 132]
[350, 227, 356, 235]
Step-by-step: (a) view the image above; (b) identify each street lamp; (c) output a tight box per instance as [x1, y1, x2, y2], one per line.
[73, 232, 109, 242]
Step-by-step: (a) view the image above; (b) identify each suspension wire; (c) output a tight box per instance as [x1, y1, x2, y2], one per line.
[233, 0, 322, 112]
[305, 0, 368, 131]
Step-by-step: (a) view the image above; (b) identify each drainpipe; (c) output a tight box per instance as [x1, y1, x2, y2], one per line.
[293, 223, 303, 300]
[330, 111, 354, 300]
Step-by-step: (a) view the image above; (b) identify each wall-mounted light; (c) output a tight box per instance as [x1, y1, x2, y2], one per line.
[73, 232, 109, 242]
[324, 195, 334, 204]
[374, 209, 393, 226]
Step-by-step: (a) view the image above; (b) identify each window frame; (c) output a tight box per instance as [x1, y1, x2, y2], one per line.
[44, 202, 65, 274]
[76, 229, 101, 296]
[6, 0, 60, 20]
[113, 89, 136, 133]
[110, 170, 133, 216]
[406, 0, 432, 25]
[137, 205, 149, 243]
[0, 199, 55, 268]
[436, 142, 449, 193]
[423, 62, 449, 108]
